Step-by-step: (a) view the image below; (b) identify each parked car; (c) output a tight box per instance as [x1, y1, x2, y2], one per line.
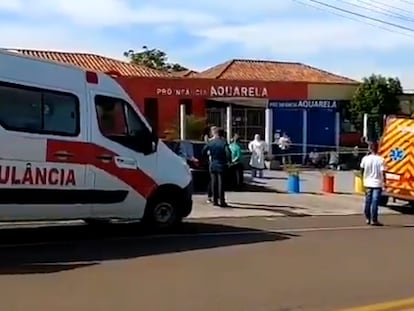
[163, 140, 210, 192]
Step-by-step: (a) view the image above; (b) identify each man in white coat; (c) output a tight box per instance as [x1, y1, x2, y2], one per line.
[248, 134, 267, 178]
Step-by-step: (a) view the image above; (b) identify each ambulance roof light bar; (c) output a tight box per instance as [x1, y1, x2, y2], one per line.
[86, 71, 98, 84]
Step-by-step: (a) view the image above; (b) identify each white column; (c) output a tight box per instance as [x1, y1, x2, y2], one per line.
[302, 109, 307, 163]
[179, 103, 186, 140]
[226, 104, 232, 142]
[265, 107, 273, 155]
[335, 112, 340, 152]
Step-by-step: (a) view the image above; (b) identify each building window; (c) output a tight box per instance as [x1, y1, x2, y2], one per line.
[206, 107, 225, 129]
[232, 107, 265, 145]
[339, 103, 358, 134]
[144, 98, 159, 133]
[341, 118, 358, 133]
[0, 82, 79, 136]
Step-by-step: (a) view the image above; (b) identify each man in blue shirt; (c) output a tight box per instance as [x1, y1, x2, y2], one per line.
[202, 127, 231, 207]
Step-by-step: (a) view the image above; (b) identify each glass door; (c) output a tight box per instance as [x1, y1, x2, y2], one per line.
[206, 107, 226, 129]
[232, 107, 265, 148]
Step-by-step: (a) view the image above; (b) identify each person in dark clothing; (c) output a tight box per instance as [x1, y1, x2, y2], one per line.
[204, 126, 217, 203]
[202, 127, 231, 207]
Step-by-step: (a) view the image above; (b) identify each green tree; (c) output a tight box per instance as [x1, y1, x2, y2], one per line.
[348, 74, 402, 138]
[124, 46, 188, 72]
[164, 115, 207, 141]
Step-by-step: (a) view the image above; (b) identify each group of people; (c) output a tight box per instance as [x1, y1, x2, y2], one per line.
[201, 126, 269, 207]
[201, 125, 386, 226]
[307, 148, 339, 169]
[202, 126, 239, 207]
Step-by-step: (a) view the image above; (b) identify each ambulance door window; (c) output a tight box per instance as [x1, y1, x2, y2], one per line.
[0, 86, 41, 132]
[0, 82, 80, 136]
[43, 92, 79, 135]
[95, 95, 154, 154]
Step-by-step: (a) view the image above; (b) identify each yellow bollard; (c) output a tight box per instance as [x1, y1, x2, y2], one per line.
[354, 175, 365, 195]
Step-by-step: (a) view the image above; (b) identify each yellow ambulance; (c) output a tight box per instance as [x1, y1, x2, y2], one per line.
[379, 115, 414, 205]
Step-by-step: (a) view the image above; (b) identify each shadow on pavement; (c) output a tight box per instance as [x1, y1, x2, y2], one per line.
[195, 183, 283, 193]
[329, 192, 356, 196]
[242, 183, 283, 193]
[272, 191, 356, 196]
[387, 204, 414, 215]
[228, 202, 310, 217]
[0, 222, 297, 275]
[253, 176, 288, 181]
[0, 263, 97, 275]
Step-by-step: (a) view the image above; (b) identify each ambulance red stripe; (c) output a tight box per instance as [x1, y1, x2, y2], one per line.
[46, 140, 157, 198]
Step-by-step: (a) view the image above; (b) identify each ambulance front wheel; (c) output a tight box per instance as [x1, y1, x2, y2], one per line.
[143, 192, 183, 231]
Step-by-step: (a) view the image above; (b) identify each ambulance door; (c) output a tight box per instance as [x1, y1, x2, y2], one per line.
[89, 93, 158, 219]
[0, 81, 91, 220]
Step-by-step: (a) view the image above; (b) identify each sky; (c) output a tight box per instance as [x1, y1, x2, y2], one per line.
[2, 0, 414, 90]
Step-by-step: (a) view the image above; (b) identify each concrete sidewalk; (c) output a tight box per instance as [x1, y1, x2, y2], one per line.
[189, 193, 400, 218]
[189, 170, 404, 219]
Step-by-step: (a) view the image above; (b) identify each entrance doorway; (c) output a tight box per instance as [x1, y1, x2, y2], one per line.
[205, 100, 226, 131]
[205, 100, 265, 146]
[206, 108, 226, 129]
[232, 106, 265, 147]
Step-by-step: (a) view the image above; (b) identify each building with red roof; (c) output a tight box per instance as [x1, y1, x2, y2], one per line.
[10, 49, 361, 154]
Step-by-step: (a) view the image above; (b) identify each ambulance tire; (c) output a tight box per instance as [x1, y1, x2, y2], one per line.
[143, 189, 183, 231]
[378, 195, 389, 207]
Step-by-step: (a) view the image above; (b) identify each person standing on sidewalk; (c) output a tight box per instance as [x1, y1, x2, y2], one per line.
[229, 133, 244, 189]
[202, 127, 231, 207]
[248, 134, 267, 178]
[278, 132, 291, 165]
[205, 126, 217, 203]
[360, 142, 386, 226]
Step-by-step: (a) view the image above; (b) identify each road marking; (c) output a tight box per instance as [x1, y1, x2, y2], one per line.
[338, 297, 414, 310]
[0, 223, 412, 249]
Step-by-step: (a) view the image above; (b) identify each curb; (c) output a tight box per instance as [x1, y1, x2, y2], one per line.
[338, 298, 414, 311]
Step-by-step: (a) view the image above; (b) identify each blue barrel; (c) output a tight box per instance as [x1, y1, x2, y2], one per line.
[287, 174, 300, 193]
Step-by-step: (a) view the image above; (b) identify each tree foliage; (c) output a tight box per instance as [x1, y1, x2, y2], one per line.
[348, 74, 402, 133]
[164, 115, 207, 140]
[124, 46, 188, 72]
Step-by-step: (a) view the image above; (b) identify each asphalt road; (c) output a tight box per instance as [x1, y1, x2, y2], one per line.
[1, 215, 414, 311]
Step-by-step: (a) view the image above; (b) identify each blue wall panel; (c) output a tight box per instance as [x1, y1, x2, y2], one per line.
[306, 109, 336, 151]
[272, 108, 303, 163]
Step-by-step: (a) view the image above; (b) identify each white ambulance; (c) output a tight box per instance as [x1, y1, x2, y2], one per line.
[0, 49, 193, 230]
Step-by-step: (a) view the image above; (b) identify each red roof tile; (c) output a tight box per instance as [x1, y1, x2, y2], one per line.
[171, 70, 199, 77]
[8, 49, 171, 78]
[194, 59, 358, 84]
